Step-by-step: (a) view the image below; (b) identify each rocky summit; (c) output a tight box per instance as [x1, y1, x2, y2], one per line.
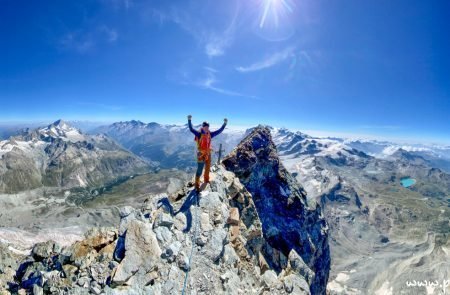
[0, 127, 330, 295]
[222, 126, 330, 295]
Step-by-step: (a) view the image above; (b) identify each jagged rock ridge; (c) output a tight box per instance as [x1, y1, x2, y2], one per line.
[222, 126, 331, 295]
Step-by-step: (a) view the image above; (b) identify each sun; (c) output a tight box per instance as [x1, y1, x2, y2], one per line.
[259, 0, 294, 28]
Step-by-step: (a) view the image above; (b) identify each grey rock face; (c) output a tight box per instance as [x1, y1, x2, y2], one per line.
[111, 219, 161, 286]
[222, 126, 331, 295]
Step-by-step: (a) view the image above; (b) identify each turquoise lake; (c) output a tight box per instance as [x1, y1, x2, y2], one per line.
[400, 177, 416, 188]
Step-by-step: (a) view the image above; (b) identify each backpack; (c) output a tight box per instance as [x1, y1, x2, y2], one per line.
[194, 130, 211, 151]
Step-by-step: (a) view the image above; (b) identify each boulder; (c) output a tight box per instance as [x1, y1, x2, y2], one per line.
[31, 241, 56, 261]
[111, 220, 161, 286]
[203, 228, 228, 262]
[156, 212, 174, 228]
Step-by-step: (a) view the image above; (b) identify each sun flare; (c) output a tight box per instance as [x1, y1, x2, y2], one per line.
[259, 0, 294, 28]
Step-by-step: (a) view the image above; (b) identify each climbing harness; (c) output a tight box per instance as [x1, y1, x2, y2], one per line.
[181, 190, 200, 295]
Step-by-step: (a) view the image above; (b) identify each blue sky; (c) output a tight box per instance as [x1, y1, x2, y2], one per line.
[1, 0, 449, 143]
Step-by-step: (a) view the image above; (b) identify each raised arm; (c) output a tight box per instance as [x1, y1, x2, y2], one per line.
[187, 115, 200, 137]
[210, 118, 228, 138]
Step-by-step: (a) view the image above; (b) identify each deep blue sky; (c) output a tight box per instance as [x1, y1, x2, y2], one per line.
[1, 0, 449, 143]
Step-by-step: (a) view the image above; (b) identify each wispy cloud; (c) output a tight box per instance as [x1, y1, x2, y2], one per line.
[204, 14, 237, 58]
[204, 34, 231, 57]
[197, 67, 258, 99]
[149, 5, 239, 58]
[60, 25, 118, 53]
[99, 25, 118, 42]
[236, 46, 296, 73]
[174, 66, 257, 99]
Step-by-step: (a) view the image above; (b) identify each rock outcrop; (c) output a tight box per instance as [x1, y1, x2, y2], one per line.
[0, 127, 330, 294]
[222, 126, 331, 295]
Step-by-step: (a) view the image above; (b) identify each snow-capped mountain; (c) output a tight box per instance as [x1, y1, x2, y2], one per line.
[93, 120, 245, 169]
[343, 139, 450, 172]
[93, 120, 450, 174]
[36, 119, 86, 142]
[0, 120, 105, 141]
[0, 120, 151, 193]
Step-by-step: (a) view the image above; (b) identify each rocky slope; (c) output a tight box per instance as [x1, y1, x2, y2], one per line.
[0, 127, 330, 295]
[0, 120, 151, 194]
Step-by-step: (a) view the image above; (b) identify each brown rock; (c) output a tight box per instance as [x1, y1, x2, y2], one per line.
[98, 241, 116, 261]
[84, 228, 117, 249]
[227, 208, 240, 225]
[230, 225, 240, 243]
[63, 264, 78, 282]
[258, 252, 270, 274]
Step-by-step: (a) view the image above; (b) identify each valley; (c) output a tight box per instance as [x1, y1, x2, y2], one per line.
[0, 169, 188, 253]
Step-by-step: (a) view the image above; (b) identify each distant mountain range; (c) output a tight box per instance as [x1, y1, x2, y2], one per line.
[1, 119, 449, 193]
[92, 120, 245, 169]
[0, 120, 150, 193]
[92, 121, 450, 173]
[344, 139, 450, 172]
[2, 120, 449, 172]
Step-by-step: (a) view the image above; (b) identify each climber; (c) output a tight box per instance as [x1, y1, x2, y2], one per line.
[187, 115, 227, 191]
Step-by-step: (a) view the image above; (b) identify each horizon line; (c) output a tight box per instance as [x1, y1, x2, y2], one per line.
[0, 117, 449, 146]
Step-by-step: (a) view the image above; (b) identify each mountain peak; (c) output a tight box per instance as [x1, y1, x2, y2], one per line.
[111, 120, 148, 129]
[52, 119, 66, 126]
[47, 119, 76, 131]
[38, 119, 84, 142]
[129, 120, 145, 126]
[222, 125, 330, 295]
